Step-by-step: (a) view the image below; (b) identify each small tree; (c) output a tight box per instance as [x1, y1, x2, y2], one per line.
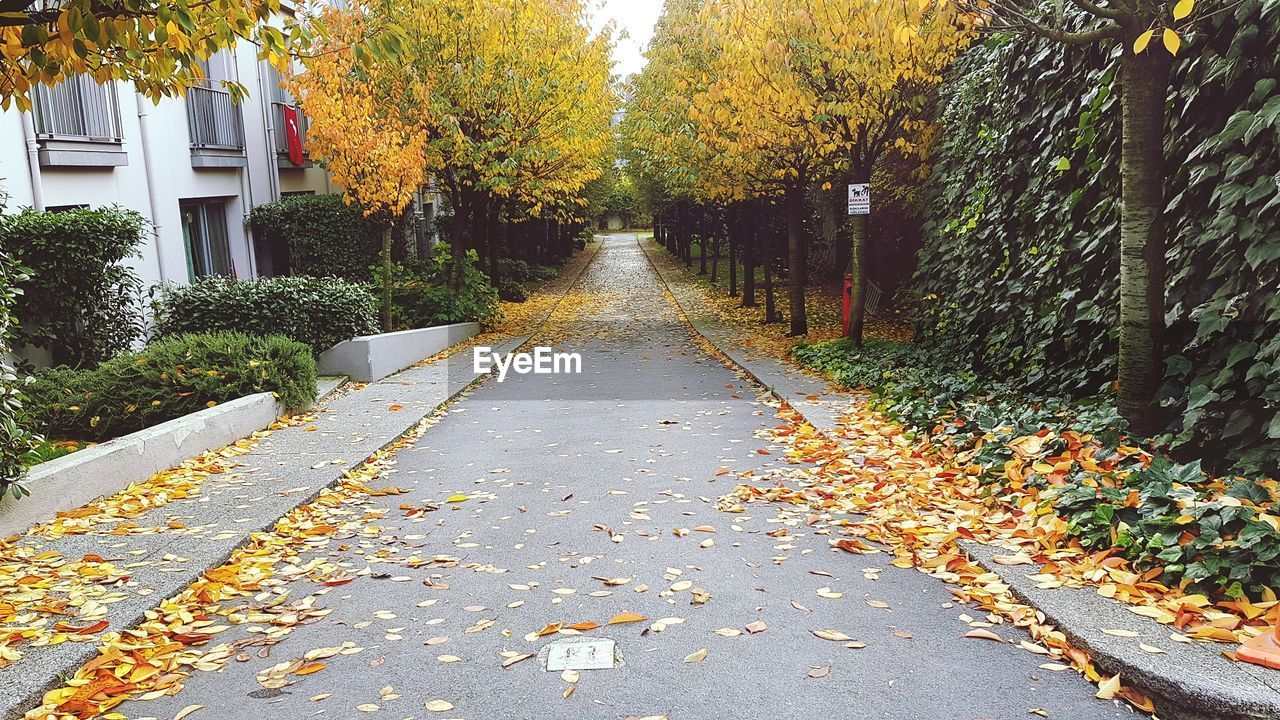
[961, 0, 1201, 433]
[286, 8, 427, 330]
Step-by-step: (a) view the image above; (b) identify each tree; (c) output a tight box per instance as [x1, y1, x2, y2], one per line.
[0, 0, 312, 109]
[961, 0, 1202, 433]
[760, 0, 968, 345]
[286, 7, 427, 330]
[374, 0, 614, 287]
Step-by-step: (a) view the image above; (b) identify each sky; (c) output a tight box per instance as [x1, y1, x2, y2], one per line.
[589, 0, 663, 79]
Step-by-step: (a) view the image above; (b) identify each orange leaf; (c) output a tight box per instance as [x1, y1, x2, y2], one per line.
[607, 611, 647, 625]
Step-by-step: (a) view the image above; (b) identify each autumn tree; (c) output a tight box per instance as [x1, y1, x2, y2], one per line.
[371, 0, 614, 286]
[693, 0, 850, 336]
[756, 0, 969, 345]
[286, 8, 427, 330]
[0, 0, 312, 108]
[960, 0, 1201, 433]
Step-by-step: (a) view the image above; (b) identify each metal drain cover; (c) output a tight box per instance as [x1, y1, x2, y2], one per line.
[542, 637, 618, 671]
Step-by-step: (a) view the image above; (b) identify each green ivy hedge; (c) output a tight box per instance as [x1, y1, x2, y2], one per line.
[248, 194, 383, 281]
[0, 207, 145, 367]
[794, 338, 1280, 596]
[0, 249, 39, 498]
[915, 0, 1280, 476]
[151, 276, 380, 354]
[23, 332, 316, 442]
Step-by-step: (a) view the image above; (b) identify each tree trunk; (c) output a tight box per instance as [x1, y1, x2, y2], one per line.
[1116, 47, 1171, 436]
[487, 199, 503, 281]
[742, 202, 757, 308]
[846, 206, 869, 346]
[710, 217, 720, 284]
[728, 205, 738, 297]
[380, 224, 394, 330]
[763, 254, 778, 323]
[698, 205, 708, 275]
[448, 198, 467, 291]
[784, 182, 808, 336]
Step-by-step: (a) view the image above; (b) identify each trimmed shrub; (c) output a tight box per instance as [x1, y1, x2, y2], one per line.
[151, 276, 379, 354]
[375, 245, 501, 329]
[496, 276, 528, 302]
[1, 248, 39, 498]
[23, 332, 316, 442]
[0, 207, 145, 367]
[497, 258, 559, 284]
[248, 194, 382, 281]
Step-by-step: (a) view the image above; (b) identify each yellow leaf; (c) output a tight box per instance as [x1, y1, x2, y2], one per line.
[1096, 674, 1121, 700]
[1133, 29, 1155, 54]
[1162, 28, 1181, 55]
[1173, 0, 1194, 21]
[445, 494, 468, 503]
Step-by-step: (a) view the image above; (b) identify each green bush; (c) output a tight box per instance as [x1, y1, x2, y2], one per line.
[248, 194, 382, 281]
[496, 276, 528, 303]
[23, 332, 316, 442]
[497, 258, 559, 284]
[1, 248, 39, 498]
[151, 276, 379, 354]
[375, 245, 501, 329]
[917, 0, 1280, 476]
[0, 207, 145, 367]
[793, 337, 1280, 596]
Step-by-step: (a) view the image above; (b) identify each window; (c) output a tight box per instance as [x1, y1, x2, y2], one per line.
[32, 75, 123, 141]
[180, 200, 233, 280]
[186, 52, 245, 149]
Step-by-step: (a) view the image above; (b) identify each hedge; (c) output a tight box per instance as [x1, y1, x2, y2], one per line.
[0, 207, 145, 367]
[23, 332, 316, 442]
[151, 276, 380, 354]
[248, 194, 382, 281]
[0, 248, 38, 498]
[915, 0, 1280, 476]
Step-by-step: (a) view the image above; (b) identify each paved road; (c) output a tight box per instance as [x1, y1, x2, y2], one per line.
[114, 235, 1125, 720]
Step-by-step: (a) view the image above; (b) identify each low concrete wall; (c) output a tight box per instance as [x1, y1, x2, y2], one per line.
[0, 392, 280, 537]
[316, 322, 480, 383]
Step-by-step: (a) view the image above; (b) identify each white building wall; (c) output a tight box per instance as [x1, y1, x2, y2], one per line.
[0, 40, 334, 291]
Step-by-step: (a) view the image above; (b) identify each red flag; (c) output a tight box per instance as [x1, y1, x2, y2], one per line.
[282, 105, 304, 165]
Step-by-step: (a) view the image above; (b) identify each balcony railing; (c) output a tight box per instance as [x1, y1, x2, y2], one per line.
[31, 76, 123, 142]
[186, 85, 245, 149]
[271, 101, 308, 161]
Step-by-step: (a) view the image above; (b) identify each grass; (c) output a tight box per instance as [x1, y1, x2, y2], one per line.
[21, 439, 90, 468]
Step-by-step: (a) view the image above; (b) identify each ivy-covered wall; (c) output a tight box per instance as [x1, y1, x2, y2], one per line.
[916, 0, 1280, 475]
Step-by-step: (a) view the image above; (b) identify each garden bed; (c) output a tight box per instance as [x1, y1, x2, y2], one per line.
[316, 322, 480, 382]
[0, 392, 281, 536]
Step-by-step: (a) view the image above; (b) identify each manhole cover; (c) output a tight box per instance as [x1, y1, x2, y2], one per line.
[541, 637, 619, 671]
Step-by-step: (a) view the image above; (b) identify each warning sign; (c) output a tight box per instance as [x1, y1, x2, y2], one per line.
[847, 184, 870, 215]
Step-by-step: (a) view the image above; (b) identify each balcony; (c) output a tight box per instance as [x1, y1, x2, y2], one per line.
[31, 76, 127, 167]
[271, 101, 311, 168]
[186, 85, 248, 168]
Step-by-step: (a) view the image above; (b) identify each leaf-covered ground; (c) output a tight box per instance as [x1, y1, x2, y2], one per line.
[12, 235, 1126, 720]
[653, 235, 1279, 713]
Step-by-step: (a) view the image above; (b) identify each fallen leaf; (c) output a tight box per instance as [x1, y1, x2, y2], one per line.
[425, 699, 455, 712]
[683, 648, 708, 663]
[962, 629, 1005, 643]
[1096, 674, 1121, 700]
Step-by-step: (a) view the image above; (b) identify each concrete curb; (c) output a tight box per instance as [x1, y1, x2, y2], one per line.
[641, 235, 1280, 720]
[964, 543, 1280, 720]
[0, 393, 281, 538]
[317, 322, 481, 382]
[0, 243, 605, 720]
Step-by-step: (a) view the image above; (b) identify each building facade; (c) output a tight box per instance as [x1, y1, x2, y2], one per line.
[0, 42, 334, 289]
